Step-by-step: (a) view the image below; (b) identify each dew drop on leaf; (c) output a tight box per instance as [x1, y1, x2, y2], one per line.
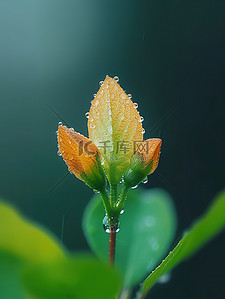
[142, 177, 148, 184]
[132, 185, 138, 189]
[113, 76, 119, 82]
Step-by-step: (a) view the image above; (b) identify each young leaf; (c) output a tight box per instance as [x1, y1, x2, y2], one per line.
[0, 201, 64, 262]
[88, 76, 143, 184]
[22, 255, 121, 299]
[140, 189, 225, 298]
[83, 188, 177, 287]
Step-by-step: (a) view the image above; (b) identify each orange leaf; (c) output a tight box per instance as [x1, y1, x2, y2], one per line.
[88, 76, 143, 183]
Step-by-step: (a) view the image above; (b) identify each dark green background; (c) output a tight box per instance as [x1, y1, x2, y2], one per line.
[0, 1, 224, 298]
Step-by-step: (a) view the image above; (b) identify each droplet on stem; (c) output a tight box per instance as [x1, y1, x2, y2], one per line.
[102, 215, 120, 233]
[102, 215, 110, 233]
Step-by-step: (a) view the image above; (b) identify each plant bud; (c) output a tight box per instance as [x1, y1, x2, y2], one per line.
[57, 125, 106, 191]
[124, 138, 162, 188]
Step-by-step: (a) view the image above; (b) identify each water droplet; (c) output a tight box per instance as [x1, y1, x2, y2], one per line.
[134, 103, 138, 108]
[99, 80, 104, 86]
[126, 99, 130, 103]
[90, 123, 95, 128]
[120, 177, 124, 183]
[102, 215, 120, 233]
[70, 171, 73, 175]
[128, 94, 132, 99]
[58, 121, 63, 126]
[142, 177, 148, 184]
[142, 128, 145, 134]
[132, 185, 138, 189]
[85, 112, 89, 118]
[120, 209, 125, 215]
[113, 76, 119, 82]
[102, 215, 110, 233]
[93, 93, 97, 97]
[94, 190, 100, 194]
[139, 116, 144, 122]
[57, 150, 62, 156]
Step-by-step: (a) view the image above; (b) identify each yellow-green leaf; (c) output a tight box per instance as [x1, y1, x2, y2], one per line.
[88, 76, 143, 183]
[22, 255, 121, 299]
[0, 201, 64, 263]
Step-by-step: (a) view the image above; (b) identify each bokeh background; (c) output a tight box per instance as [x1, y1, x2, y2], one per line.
[0, 0, 225, 298]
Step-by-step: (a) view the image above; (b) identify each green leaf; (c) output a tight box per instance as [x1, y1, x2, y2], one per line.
[83, 188, 177, 287]
[141, 189, 225, 298]
[0, 201, 64, 263]
[22, 255, 121, 299]
[0, 251, 29, 299]
[0, 201, 121, 299]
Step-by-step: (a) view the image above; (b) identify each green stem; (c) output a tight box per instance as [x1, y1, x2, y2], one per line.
[100, 188, 111, 216]
[115, 184, 129, 215]
[110, 184, 118, 208]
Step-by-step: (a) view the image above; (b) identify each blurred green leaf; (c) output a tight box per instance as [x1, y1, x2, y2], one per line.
[83, 188, 177, 287]
[140, 189, 225, 298]
[0, 201, 64, 263]
[0, 201, 121, 299]
[0, 251, 28, 299]
[22, 255, 121, 299]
